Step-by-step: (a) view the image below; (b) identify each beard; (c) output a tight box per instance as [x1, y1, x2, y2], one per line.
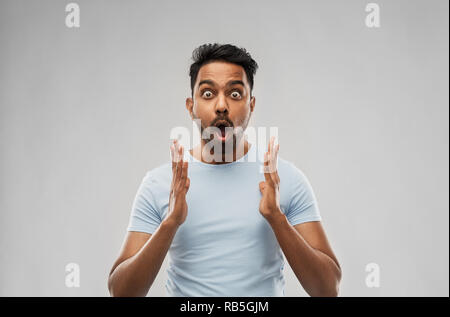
[192, 113, 250, 162]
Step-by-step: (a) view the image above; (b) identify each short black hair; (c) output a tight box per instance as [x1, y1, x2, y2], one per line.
[189, 43, 259, 97]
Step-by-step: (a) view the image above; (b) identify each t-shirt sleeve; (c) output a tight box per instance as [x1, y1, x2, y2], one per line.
[126, 172, 162, 234]
[285, 163, 322, 226]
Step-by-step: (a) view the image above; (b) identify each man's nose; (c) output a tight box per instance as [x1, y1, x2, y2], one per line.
[215, 94, 228, 115]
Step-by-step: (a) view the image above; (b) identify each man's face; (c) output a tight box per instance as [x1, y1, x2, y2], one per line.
[186, 61, 255, 148]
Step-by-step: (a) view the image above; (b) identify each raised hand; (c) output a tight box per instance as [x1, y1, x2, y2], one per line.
[259, 136, 283, 222]
[166, 139, 190, 227]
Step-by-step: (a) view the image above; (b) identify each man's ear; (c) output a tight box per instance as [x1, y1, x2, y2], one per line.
[186, 97, 194, 119]
[250, 95, 256, 113]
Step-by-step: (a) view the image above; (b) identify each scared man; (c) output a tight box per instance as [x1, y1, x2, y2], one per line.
[108, 43, 342, 297]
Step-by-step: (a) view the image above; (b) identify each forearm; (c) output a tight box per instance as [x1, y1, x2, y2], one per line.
[267, 213, 341, 297]
[108, 220, 179, 297]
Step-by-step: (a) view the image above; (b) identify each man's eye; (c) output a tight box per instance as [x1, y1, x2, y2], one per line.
[202, 90, 213, 98]
[231, 91, 241, 99]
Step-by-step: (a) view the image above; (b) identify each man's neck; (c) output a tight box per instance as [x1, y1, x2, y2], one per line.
[190, 139, 250, 165]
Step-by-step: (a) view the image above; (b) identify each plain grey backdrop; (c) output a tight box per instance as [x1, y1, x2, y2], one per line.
[0, 0, 448, 296]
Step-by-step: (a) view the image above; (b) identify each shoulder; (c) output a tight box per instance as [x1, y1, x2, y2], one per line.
[138, 162, 172, 196]
[277, 156, 318, 201]
[142, 162, 172, 182]
[134, 162, 172, 209]
[277, 156, 309, 185]
[277, 156, 322, 221]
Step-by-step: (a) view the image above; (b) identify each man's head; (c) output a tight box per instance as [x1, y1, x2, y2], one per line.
[186, 43, 259, 149]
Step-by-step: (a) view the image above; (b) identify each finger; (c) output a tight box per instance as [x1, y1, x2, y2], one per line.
[173, 139, 180, 163]
[270, 143, 280, 183]
[269, 140, 274, 172]
[266, 141, 277, 178]
[270, 136, 277, 162]
[175, 145, 184, 182]
[170, 141, 177, 190]
[265, 137, 274, 175]
[172, 143, 181, 187]
[274, 143, 280, 168]
[263, 152, 272, 183]
[170, 141, 176, 172]
[179, 144, 184, 163]
[180, 161, 188, 191]
[271, 142, 279, 169]
[268, 136, 274, 156]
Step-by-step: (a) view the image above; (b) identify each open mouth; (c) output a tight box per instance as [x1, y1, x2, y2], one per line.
[213, 120, 232, 141]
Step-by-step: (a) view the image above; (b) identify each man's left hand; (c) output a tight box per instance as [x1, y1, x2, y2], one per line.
[259, 136, 284, 223]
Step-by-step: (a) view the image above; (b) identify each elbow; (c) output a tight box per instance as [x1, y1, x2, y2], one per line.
[108, 277, 130, 297]
[107, 274, 117, 297]
[325, 282, 340, 297]
[325, 260, 342, 297]
[326, 266, 342, 297]
[313, 266, 342, 297]
[108, 272, 148, 297]
[108, 270, 126, 297]
[314, 281, 340, 297]
[108, 280, 128, 297]
[327, 266, 342, 297]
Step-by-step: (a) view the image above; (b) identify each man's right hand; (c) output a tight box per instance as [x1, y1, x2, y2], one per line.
[165, 139, 190, 227]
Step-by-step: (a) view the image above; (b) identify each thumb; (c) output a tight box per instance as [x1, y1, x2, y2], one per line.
[185, 177, 191, 192]
[259, 181, 266, 194]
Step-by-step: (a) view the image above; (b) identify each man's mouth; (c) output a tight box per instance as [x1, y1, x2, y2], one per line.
[213, 120, 232, 142]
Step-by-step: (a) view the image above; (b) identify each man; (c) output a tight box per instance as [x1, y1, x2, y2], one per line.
[108, 43, 342, 297]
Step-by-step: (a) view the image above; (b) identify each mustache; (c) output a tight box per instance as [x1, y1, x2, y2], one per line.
[210, 116, 234, 127]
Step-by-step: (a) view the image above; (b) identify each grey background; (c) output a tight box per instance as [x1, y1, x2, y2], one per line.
[0, 0, 448, 296]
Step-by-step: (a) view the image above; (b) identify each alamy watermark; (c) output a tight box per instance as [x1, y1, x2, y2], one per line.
[65, 262, 80, 288]
[365, 3, 380, 28]
[365, 262, 380, 288]
[169, 119, 279, 172]
[65, 3, 80, 28]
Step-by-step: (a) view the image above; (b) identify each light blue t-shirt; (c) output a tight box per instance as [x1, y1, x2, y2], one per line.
[126, 143, 322, 296]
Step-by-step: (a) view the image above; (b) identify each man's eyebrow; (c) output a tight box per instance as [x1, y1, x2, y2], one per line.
[197, 79, 246, 88]
[227, 80, 245, 87]
[198, 79, 215, 87]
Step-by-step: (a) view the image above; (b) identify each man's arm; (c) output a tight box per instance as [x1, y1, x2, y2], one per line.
[108, 220, 179, 297]
[258, 136, 341, 296]
[267, 216, 342, 297]
[108, 140, 190, 297]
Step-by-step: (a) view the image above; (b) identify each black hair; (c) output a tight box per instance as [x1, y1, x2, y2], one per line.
[189, 43, 259, 97]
